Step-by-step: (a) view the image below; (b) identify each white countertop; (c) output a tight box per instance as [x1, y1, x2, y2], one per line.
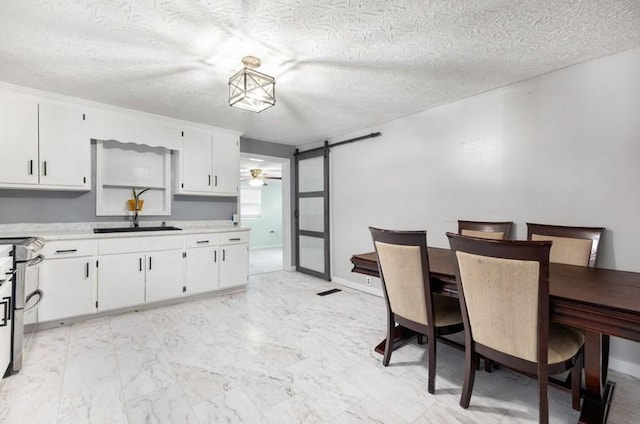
[0, 220, 250, 241]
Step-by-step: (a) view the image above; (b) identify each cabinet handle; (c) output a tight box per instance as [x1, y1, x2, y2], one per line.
[214, 250, 217, 262]
[43, 161, 47, 176]
[55, 249, 77, 254]
[215, 175, 218, 187]
[196, 240, 210, 244]
[208, 175, 211, 186]
[229, 238, 240, 241]
[149, 256, 152, 271]
[222, 249, 225, 261]
[139, 257, 143, 272]
[85, 262, 89, 279]
[29, 160, 34, 175]
[0, 296, 10, 327]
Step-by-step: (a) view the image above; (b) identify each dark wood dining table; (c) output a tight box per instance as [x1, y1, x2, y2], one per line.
[350, 247, 640, 424]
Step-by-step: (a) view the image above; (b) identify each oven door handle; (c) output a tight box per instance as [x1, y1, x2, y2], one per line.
[27, 254, 44, 267]
[24, 289, 43, 312]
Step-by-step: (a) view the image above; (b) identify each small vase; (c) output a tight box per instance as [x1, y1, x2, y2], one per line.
[127, 199, 144, 211]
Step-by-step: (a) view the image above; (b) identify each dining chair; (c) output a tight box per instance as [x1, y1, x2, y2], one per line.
[526, 223, 605, 267]
[370, 227, 464, 394]
[458, 220, 513, 240]
[526, 222, 609, 382]
[446, 233, 584, 423]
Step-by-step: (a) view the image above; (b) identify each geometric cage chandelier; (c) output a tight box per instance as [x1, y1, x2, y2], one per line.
[228, 56, 276, 113]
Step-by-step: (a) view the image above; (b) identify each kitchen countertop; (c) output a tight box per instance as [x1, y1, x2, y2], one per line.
[0, 220, 249, 241]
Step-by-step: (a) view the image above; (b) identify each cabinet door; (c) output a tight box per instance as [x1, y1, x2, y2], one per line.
[0, 281, 12, 375]
[146, 250, 185, 302]
[39, 258, 96, 322]
[39, 101, 89, 188]
[219, 243, 248, 288]
[0, 87, 39, 185]
[181, 128, 213, 192]
[212, 132, 240, 194]
[97, 253, 145, 311]
[186, 247, 219, 294]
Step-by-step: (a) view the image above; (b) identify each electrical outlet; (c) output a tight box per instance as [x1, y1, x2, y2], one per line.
[365, 277, 372, 286]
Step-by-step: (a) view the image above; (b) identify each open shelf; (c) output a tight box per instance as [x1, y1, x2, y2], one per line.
[96, 141, 172, 216]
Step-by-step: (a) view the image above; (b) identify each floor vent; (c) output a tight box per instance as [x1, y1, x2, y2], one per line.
[316, 288, 342, 296]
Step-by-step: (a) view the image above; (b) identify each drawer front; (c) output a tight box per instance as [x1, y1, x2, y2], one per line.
[42, 239, 97, 259]
[99, 235, 185, 255]
[186, 233, 220, 248]
[219, 231, 249, 245]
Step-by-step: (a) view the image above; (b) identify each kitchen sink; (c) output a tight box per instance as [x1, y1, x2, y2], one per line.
[93, 226, 182, 234]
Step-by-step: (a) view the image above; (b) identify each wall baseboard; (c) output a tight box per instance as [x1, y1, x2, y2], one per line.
[250, 244, 283, 250]
[609, 355, 640, 379]
[329, 278, 640, 378]
[332, 276, 383, 297]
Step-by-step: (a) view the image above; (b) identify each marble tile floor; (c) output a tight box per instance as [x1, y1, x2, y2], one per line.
[1, 271, 638, 424]
[249, 247, 283, 275]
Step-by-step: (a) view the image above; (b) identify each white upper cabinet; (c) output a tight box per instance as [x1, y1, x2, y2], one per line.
[213, 132, 240, 195]
[0, 85, 90, 190]
[39, 100, 90, 188]
[175, 127, 240, 197]
[0, 87, 39, 185]
[181, 127, 213, 193]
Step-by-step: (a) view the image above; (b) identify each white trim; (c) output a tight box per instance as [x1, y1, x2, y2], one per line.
[609, 355, 640, 379]
[332, 276, 383, 297]
[249, 244, 284, 250]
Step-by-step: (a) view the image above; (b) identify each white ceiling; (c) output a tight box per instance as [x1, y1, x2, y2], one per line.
[1, 1, 639, 146]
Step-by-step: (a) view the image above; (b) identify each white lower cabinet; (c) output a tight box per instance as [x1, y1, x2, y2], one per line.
[1, 280, 13, 376]
[97, 236, 185, 311]
[97, 253, 146, 312]
[186, 246, 219, 294]
[39, 239, 98, 322]
[146, 249, 185, 302]
[219, 233, 249, 289]
[39, 257, 97, 321]
[38, 231, 248, 320]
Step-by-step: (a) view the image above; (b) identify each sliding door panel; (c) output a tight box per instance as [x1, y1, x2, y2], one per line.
[295, 144, 330, 280]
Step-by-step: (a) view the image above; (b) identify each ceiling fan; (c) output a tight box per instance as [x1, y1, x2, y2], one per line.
[241, 168, 281, 187]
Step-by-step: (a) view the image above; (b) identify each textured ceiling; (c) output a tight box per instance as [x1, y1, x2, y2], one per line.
[1, 1, 639, 145]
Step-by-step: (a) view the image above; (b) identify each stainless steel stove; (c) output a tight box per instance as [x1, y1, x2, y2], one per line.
[0, 237, 45, 373]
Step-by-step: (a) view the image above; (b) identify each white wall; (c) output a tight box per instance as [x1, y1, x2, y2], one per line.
[329, 47, 640, 375]
[241, 180, 284, 249]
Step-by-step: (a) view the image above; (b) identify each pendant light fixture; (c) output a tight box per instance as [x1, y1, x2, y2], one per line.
[229, 56, 276, 113]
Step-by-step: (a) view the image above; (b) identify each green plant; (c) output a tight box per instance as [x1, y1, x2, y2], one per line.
[131, 187, 151, 200]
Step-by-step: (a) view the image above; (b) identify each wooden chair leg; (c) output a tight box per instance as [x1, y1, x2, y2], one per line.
[428, 332, 436, 394]
[460, 351, 478, 408]
[602, 334, 610, 382]
[484, 358, 493, 372]
[571, 353, 583, 411]
[538, 367, 549, 424]
[417, 334, 425, 345]
[383, 314, 395, 366]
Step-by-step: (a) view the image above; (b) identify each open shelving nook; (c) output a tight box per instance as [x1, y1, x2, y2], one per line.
[96, 140, 172, 216]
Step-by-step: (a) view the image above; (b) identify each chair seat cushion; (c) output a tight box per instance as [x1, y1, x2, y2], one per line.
[433, 294, 463, 327]
[548, 324, 584, 364]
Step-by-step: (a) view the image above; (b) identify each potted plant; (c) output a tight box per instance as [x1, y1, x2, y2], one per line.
[127, 187, 150, 212]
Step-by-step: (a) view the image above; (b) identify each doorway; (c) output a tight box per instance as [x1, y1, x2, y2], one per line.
[239, 153, 292, 275]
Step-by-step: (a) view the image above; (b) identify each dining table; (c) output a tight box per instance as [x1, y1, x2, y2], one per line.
[350, 247, 640, 424]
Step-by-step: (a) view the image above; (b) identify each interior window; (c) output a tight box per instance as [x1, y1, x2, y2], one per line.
[241, 188, 261, 218]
